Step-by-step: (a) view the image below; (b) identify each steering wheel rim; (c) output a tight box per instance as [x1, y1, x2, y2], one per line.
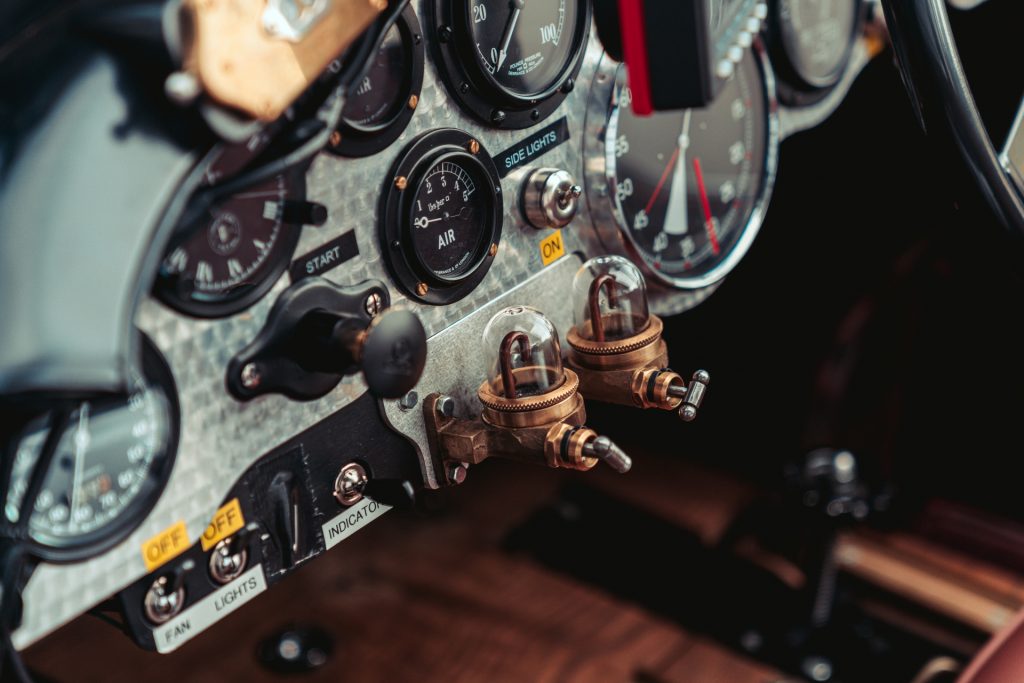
[881, 0, 1024, 240]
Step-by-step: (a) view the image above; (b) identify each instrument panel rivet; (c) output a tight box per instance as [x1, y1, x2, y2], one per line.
[488, 243, 498, 258]
[240, 363, 261, 390]
[395, 176, 408, 190]
[460, 82, 471, 94]
[416, 282, 429, 296]
[408, 94, 419, 110]
[562, 78, 575, 94]
[329, 131, 342, 147]
[438, 25, 453, 42]
[364, 292, 383, 318]
[491, 110, 507, 125]
[531, 109, 541, 121]
[468, 139, 481, 155]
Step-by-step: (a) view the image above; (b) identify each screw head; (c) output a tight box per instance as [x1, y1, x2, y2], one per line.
[447, 463, 468, 486]
[491, 109, 507, 124]
[408, 94, 419, 110]
[468, 139, 481, 155]
[438, 25, 453, 42]
[416, 282, 429, 297]
[395, 176, 408, 191]
[240, 363, 261, 390]
[364, 292, 383, 318]
[329, 130, 342, 147]
[562, 78, 576, 94]
[488, 243, 498, 258]
[530, 109, 541, 121]
[334, 462, 369, 506]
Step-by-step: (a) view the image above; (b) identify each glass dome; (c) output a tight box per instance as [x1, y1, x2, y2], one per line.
[482, 306, 565, 399]
[572, 256, 651, 342]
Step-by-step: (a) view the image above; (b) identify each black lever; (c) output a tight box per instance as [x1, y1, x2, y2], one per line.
[227, 278, 427, 401]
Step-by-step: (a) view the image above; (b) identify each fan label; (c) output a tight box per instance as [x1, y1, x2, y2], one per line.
[200, 498, 245, 551]
[321, 497, 391, 551]
[289, 231, 359, 281]
[141, 521, 190, 572]
[496, 117, 570, 178]
[153, 565, 267, 654]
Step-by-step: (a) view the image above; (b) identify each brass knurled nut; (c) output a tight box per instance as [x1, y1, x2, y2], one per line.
[479, 370, 582, 428]
[545, 422, 599, 471]
[567, 315, 665, 357]
[631, 368, 684, 410]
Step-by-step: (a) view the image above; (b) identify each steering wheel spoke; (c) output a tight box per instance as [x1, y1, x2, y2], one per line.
[1000, 94, 1024, 197]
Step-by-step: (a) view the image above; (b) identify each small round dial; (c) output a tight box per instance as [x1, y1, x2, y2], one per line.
[342, 23, 409, 128]
[608, 50, 776, 288]
[776, 0, 860, 89]
[5, 337, 179, 560]
[156, 169, 306, 318]
[409, 157, 491, 280]
[467, 0, 579, 98]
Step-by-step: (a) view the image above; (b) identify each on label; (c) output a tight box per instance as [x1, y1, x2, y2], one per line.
[200, 498, 245, 552]
[539, 231, 565, 266]
[141, 521, 189, 572]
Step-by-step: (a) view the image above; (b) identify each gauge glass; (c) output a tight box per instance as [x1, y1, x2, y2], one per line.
[341, 22, 410, 130]
[5, 340, 177, 553]
[466, 0, 580, 98]
[408, 155, 492, 281]
[610, 51, 770, 286]
[778, 0, 858, 87]
[157, 171, 303, 317]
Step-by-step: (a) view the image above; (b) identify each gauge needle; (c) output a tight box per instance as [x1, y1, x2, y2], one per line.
[663, 109, 692, 236]
[414, 216, 443, 229]
[496, 0, 526, 72]
[70, 403, 90, 517]
[692, 157, 721, 255]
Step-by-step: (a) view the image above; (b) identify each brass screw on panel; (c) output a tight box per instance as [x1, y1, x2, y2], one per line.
[408, 94, 419, 110]
[330, 131, 342, 147]
[468, 139, 481, 155]
[488, 243, 498, 257]
[395, 176, 408, 190]
[416, 282, 429, 297]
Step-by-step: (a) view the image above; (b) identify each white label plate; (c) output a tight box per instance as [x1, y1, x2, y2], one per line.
[321, 497, 391, 551]
[153, 565, 267, 654]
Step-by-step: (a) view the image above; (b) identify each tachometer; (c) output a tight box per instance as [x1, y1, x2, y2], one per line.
[4, 335, 179, 562]
[597, 47, 778, 290]
[431, 0, 591, 128]
[380, 129, 503, 304]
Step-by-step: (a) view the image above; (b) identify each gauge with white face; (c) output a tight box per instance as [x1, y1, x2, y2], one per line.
[605, 50, 778, 289]
[775, 0, 861, 90]
[5, 336, 178, 561]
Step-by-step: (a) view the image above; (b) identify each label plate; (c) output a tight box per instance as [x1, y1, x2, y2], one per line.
[321, 497, 391, 551]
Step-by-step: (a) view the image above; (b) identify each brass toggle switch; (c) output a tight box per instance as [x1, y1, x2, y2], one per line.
[424, 306, 632, 478]
[565, 256, 709, 421]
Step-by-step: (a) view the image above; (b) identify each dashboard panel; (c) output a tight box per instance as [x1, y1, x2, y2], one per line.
[4, 0, 882, 654]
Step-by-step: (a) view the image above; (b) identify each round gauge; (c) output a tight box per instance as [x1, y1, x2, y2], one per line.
[605, 48, 778, 289]
[5, 336, 179, 562]
[155, 168, 307, 318]
[380, 129, 503, 304]
[772, 0, 862, 94]
[431, 0, 591, 128]
[332, 4, 425, 157]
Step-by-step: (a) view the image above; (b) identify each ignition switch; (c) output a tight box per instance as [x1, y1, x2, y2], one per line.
[521, 168, 583, 230]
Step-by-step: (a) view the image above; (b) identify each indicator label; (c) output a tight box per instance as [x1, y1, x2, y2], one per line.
[200, 498, 245, 552]
[495, 117, 570, 178]
[141, 521, 190, 572]
[539, 231, 566, 267]
[152, 565, 267, 654]
[289, 231, 359, 282]
[321, 497, 391, 551]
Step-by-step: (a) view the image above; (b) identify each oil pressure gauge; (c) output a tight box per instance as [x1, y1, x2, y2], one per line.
[380, 129, 503, 304]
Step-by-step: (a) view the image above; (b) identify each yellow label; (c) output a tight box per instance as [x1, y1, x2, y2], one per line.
[539, 231, 565, 266]
[141, 521, 189, 572]
[200, 498, 245, 551]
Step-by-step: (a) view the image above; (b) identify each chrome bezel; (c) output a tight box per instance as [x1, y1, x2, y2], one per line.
[584, 40, 780, 292]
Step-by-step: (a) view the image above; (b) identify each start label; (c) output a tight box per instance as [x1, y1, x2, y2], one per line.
[153, 565, 267, 654]
[321, 497, 391, 551]
[539, 231, 566, 266]
[201, 498, 245, 551]
[141, 521, 189, 572]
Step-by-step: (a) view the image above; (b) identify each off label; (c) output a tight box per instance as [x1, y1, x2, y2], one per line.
[153, 565, 267, 654]
[141, 521, 189, 572]
[321, 497, 391, 551]
[201, 498, 245, 551]
[539, 231, 565, 266]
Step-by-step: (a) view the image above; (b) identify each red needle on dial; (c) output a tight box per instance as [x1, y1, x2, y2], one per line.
[692, 157, 720, 255]
[643, 146, 680, 215]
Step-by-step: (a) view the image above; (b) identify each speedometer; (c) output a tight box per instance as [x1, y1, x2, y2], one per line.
[601, 48, 778, 289]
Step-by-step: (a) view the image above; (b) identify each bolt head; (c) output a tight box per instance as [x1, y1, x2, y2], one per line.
[416, 282, 429, 297]
[398, 391, 419, 411]
[491, 109, 507, 124]
[334, 462, 368, 506]
[240, 363, 261, 390]
[436, 396, 456, 418]
[447, 463, 468, 485]
[364, 292, 383, 318]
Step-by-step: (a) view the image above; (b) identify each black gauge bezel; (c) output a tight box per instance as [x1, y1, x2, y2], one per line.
[768, 0, 864, 105]
[330, 4, 425, 158]
[430, 0, 592, 129]
[380, 128, 503, 305]
[154, 166, 307, 320]
[19, 334, 181, 564]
